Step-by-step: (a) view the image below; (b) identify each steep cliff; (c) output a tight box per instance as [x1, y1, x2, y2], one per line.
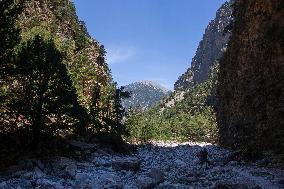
[174, 1, 233, 91]
[217, 0, 284, 154]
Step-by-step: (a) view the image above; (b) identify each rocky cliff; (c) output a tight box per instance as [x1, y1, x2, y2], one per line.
[122, 81, 171, 111]
[18, 0, 113, 109]
[174, 1, 233, 91]
[217, 0, 284, 154]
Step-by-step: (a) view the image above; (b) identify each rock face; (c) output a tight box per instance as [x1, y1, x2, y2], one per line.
[174, 1, 233, 91]
[217, 0, 284, 153]
[122, 81, 171, 111]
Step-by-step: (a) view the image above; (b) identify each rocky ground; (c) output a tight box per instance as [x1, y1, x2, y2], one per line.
[0, 141, 283, 189]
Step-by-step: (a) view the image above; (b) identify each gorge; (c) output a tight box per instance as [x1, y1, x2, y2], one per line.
[0, 0, 283, 188]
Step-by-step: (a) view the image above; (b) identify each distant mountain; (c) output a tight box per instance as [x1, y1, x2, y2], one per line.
[124, 1, 233, 143]
[122, 81, 171, 111]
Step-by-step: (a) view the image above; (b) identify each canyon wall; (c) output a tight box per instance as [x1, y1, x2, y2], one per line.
[217, 0, 284, 153]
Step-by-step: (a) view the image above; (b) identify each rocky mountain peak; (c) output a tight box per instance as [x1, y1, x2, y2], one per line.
[137, 80, 170, 93]
[122, 81, 171, 111]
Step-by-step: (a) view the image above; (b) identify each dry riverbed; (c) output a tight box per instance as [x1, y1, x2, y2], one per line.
[0, 141, 283, 189]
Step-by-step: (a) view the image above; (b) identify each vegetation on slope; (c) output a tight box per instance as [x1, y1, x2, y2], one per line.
[125, 63, 219, 143]
[122, 81, 171, 111]
[0, 0, 129, 168]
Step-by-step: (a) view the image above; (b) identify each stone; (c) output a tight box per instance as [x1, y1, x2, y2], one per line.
[33, 166, 45, 179]
[174, 159, 187, 168]
[64, 164, 77, 179]
[67, 140, 97, 152]
[32, 159, 45, 171]
[74, 173, 98, 189]
[93, 157, 112, 167]
[147, 168, 165, 185]
[112, 159, 141, 172]
[178, 176, 199, 184]
[98, 172, 122, 189]
[0, 182, 9, 189]
[136, 176, 156, 189]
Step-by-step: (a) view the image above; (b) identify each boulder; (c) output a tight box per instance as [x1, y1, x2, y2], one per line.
[67, 140, 97, 152]
[97, 172, 122, 189]
[64, 164, 77, 179]
[178, 176, 199, 184]
[51, 157, 76, 178]
[33, 166, 45, 179]
[174, 159, 187, 168]
[147, 168, 165, 185]
[93, 157, 112, 167]
[112, 158, 141, 172]
[136, 176, 156, 189]
[0, 182, 9, 189]
[32, 159, 45, 171]
[74, 173, 96, 189]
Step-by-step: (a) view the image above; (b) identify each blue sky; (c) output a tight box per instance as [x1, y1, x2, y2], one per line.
[73, 0, 227, 90]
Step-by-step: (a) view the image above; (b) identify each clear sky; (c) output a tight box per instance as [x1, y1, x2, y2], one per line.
[72, 0, 227, 90]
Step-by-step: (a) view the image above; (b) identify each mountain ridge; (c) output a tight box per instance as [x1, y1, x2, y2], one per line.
[122, 80, 171, 111]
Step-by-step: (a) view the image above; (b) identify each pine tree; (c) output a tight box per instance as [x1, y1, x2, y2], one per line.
[0, 0, 23, 133]
[10, 35, 86, 148]
[112, 85, 131, 136]
[0, 0, 22, 66]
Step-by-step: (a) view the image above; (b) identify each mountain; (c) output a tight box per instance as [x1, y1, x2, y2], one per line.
[125, 1, 233, 143]
[122, 81, 171, 111]
[217, 0, 284, 154]
[164, 0, 233, 109]
[174, 0, 233, 91]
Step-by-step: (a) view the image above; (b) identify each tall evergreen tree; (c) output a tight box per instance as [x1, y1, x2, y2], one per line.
[10, 35, 86, 148]
[0, 0, 22, 66]
[108, 85, 131, 137]
[0, 0, 23, 133]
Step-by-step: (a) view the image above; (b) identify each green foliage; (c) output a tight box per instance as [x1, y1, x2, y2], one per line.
[14, 0, 126, 141]
[0, 0, 23, 133]
[125, 63, 219, 143]
[8, 35, 86, 147]
[0, 0, 22, 75]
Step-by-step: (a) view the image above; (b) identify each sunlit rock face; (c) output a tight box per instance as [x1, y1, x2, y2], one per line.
[217, 0, 284, 153]
[174, 1, 233, 91]
[122, 81, 171, 111]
